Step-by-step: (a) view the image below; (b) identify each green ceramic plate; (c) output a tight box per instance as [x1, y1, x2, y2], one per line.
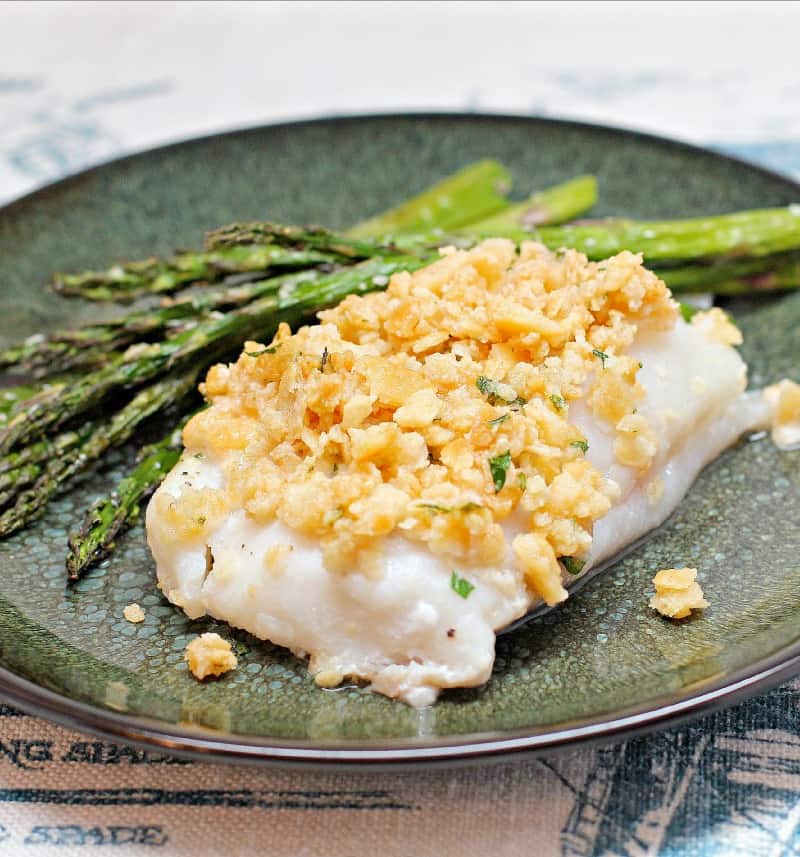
[0, 115, 798, 767]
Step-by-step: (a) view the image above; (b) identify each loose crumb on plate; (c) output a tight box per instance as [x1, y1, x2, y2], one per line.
[314, 668, 344, 689]
[649, 567, 709, 619]
[184, 632, 238, 680]
[764, 378, 800, 451]
[122, 603, 145, 624]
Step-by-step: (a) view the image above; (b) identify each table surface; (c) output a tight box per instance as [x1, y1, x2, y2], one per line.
[1, 3, 799, 855]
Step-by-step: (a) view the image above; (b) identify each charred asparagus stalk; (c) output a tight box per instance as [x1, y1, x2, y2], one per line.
[0, 372, 197, 539]
[66, 418, 188, 579]
[51, 244, 338, 303]
[1, 267, 329, 377]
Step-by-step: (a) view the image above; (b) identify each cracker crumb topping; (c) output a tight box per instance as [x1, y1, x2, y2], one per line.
[122, 603, 145, 624]
[185, 632, 238, 680]
[162, 240, 678, 605]
[650, 567, 709, 619]
[690, 307, 742, 346]
[764, 378, 800, 451]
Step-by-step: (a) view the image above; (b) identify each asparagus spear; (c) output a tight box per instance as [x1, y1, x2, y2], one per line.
[347, 159, 512, 238]
[1, 268, 329, 376]
[456, 205, 800, 262]
[51, 244, 337, 302]
[657, 251, 800, 294]
[50, 161, 510, 304]
[0, 422, 95, 476]
[467, 175, 598, 230]
[0, 256, 424, 455]
[0, 372, 198, 539]
[0, 382, 49, 421]
[0, 462, 41, 508]
[66, 418, 187, 579]
[204, 222, 400, 257]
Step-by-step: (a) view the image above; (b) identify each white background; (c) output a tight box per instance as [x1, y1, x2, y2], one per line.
[1, 0, 799, 203]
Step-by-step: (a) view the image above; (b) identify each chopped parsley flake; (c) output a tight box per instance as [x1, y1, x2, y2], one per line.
[592, 348, 609, 367]
[571, 439, 589, 454]
[418, 502, 452, 513]
[549, 394, 566, 411]
[450, 570, 475, 599]
[560, 556, 586, 576]
[245, 343, 280, 357]
[476, 376, 526, 409]
[232, 640, 251, 656]
[417, 501, 483, 515]
[679, 302, 697, 323]
[489, 450, 512, 493]
[517, 471, 527, 492]
[319, 347, 329, 372]
[488, 413, 511, 427]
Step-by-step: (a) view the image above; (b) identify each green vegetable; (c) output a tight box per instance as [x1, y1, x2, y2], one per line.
[348, 160, 512, 238]
[246, 343, 281, 357]
[461, 206, 800, 263]
[476, 376, 526, 408]
[66, 419, 188, 580]
[0, 372, 197, 540]
[549, 394, 566, 411]
[52, 244, 337, 303]
[592, 348, 609, 367]
[517, 472, 527, 492]
[450, 570, 475, 599]
[571, 440, 589, 453]
[560, 556, 586, 576]
[488, 413, 511, 427]
[489, 451, 512, 493]
[470, 175, 597, 231]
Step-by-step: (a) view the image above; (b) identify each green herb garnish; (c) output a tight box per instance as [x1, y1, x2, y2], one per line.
[489, 450, 512, 493]
[417, 501, 483, 515]
[549, 394, 566, 411]
[488, 413, 511, 427]
[591, 348, 608, 367]
[570, 439, 589, 454]
[418, 502, 452, 513]
[679, 302, 697, 323]
[450, 570, 475, 599]
[517, 472, 527, 492]
[476, 376, 526, 409]
[560, 556, 585, 575]
[245, 343, 280, 357]
[319, 346, 329, 372]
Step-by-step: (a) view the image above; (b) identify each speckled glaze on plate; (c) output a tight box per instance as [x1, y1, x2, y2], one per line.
[0, 115, 798, 768]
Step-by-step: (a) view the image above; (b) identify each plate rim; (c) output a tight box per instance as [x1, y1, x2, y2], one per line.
[1, 111, 799, 767]
[1, 639, 798, 768]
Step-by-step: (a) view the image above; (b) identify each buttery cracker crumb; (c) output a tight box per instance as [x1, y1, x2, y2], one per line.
[185, 632, 238, 680]
[314, 668, 344, 688]
[178, 240, 677, 606]
[764, 378, 800, 451]
[649, 567, 708, 619]
[691, 308, 742, 346]
[122, 603, 145, 624]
